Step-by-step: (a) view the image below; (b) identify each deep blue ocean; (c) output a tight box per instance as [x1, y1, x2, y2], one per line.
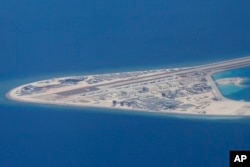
[1, 0, 250, 167]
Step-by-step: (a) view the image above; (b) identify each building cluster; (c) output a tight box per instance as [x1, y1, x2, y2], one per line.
[106, 72, 215, 111]
[19, 84, 62, 95]
[58, 77, 87, 85]
[17, 69, 217, 113]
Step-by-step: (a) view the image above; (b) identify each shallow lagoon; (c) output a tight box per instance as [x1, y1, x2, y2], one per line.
[212, 66, 250, 101]
[1, 0, 250, 166]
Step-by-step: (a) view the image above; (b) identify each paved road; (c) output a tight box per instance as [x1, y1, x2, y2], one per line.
[56, 56, 250, 96]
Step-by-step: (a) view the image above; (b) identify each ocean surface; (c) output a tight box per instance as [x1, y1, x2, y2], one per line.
[1, 0, 250, 167]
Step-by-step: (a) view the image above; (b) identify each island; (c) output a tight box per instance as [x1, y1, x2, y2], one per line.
[7, 56, 250, 116]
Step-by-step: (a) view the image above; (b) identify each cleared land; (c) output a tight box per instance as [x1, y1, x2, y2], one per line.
[7, 56, 250, 116]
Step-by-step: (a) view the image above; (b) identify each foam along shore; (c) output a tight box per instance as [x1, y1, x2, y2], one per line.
[7, 56, 250, 116]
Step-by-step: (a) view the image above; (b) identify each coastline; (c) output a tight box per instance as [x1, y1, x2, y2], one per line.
[6, 55, 248, 117]
[6, 88, 250, 119]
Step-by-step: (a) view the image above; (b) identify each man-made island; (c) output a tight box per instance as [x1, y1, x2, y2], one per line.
[7, 56, 250, 116]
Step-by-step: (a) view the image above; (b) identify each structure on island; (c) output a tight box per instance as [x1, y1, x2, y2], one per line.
[7, 56, 250, 116]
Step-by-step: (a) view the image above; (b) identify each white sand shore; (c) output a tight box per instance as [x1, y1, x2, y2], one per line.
[6, 56, 250, 117]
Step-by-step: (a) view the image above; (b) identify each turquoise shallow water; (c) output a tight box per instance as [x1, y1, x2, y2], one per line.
[1, 63, 250, 167]
[242, 79, 250, 86]
[216, 83, 245, 96]
[212, 66, 250, 101]
[1, 0, 250, 167]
